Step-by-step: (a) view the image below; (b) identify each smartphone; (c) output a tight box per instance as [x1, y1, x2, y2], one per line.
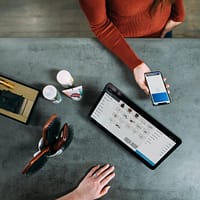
[144, 71, 171, 106]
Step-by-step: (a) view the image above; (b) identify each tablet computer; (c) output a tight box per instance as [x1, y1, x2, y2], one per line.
[89, 83, 182, 169]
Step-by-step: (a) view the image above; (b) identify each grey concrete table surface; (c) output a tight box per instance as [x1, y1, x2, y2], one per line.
[0, 38, 199, 200]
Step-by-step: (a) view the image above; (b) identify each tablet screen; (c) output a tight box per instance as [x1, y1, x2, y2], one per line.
[89, 83, 181, 169]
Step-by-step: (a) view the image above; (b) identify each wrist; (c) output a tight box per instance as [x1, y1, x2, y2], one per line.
[71, 188, 86, 200]
[132, 62, 144, 72]
[56, 190, 80, 200]
[129, 60, 143, 71]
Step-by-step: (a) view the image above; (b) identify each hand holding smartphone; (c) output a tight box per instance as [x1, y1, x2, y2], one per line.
[144, 71, 171, 106]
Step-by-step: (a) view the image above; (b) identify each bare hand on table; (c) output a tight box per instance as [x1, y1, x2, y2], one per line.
[57, 164, 115, 200]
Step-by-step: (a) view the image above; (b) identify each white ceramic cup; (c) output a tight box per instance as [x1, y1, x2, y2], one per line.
[42, 85, 62, 104]
[56, 70, 74, 88]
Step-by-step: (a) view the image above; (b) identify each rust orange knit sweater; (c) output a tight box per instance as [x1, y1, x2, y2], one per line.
[79, 0, 185, 70]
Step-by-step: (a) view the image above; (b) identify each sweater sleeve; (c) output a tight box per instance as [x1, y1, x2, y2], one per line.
[170, 0, 185, 22]
[79, 0, 143, 70]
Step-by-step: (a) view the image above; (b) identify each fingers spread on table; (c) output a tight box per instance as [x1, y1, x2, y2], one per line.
[97, 166, 115, 182]
[87, 165, 100, 178]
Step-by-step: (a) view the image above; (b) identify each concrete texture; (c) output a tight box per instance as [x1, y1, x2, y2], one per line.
[0, 38, 200, 200]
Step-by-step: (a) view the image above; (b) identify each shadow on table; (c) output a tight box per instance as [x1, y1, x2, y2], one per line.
[78, 83, 101, 119]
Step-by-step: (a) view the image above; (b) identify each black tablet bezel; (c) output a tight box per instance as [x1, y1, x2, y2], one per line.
[89, 82, 182, 170]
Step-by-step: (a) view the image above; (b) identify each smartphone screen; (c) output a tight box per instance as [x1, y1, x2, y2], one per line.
[145, 71, 171, 105]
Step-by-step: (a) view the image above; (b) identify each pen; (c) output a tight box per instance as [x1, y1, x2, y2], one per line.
[0, 79, 14, 89]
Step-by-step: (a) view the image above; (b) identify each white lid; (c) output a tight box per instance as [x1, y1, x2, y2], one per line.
[42, 85, 57, 100]
[56, 70, 73, 85]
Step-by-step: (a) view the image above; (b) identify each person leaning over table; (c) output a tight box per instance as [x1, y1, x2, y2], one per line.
[79, 0, 185, 94]
[56, 164, 115, 200]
